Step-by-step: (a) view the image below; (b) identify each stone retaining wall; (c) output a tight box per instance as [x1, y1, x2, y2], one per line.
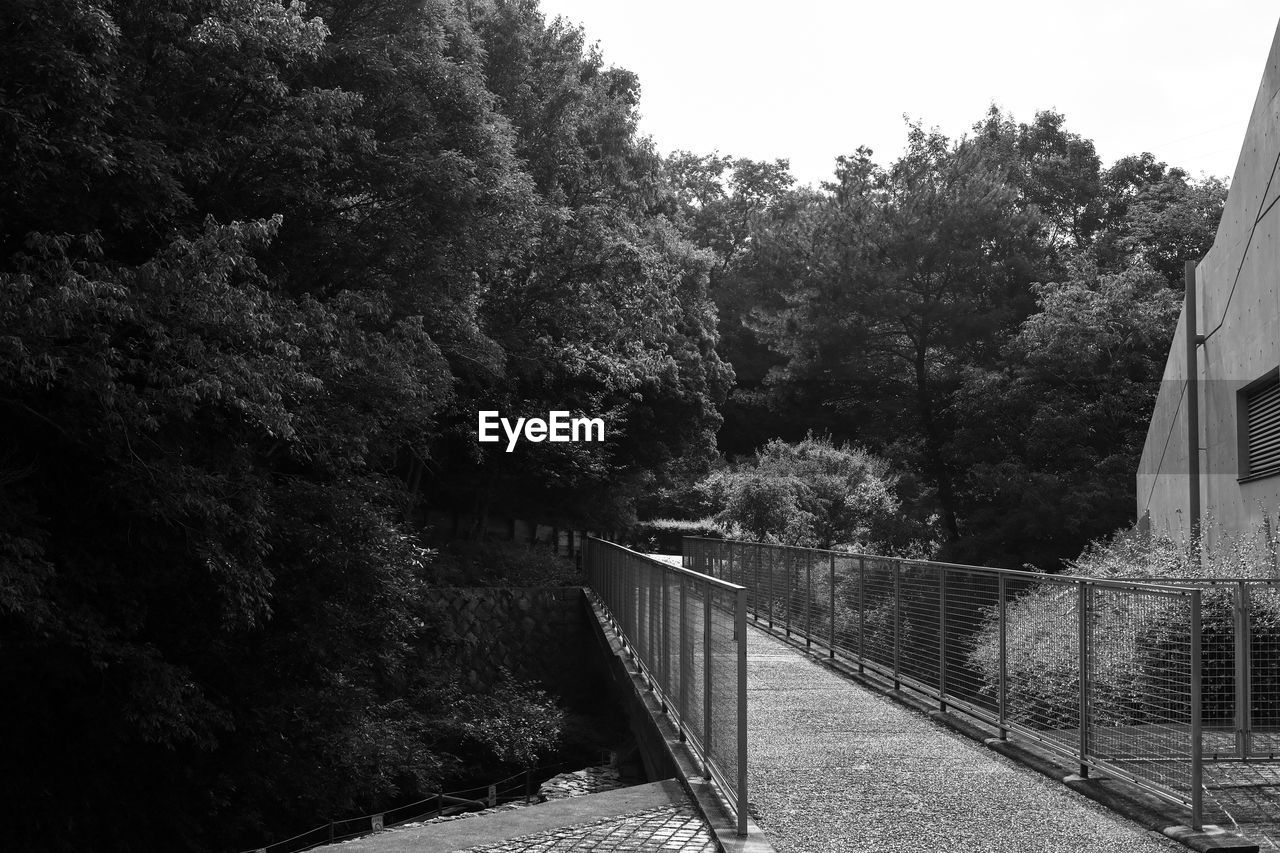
[422, 587, 593, 693]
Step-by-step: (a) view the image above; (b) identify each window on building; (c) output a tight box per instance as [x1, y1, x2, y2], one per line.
[1241, 371, 1280, 481]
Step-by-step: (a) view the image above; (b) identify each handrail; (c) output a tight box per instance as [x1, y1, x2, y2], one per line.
[584, 536, 749, 836]
[684, 535, 1207, 831]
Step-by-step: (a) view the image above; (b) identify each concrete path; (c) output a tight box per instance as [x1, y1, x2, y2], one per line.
[745, 625, 1189, 853]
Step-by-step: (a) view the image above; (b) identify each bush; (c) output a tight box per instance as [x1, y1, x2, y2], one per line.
[627, 517, 724, 554]
[705, 435, 900, 549]
[967, 518, 1280, 731]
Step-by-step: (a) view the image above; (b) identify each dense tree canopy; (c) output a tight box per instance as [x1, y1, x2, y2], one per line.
[666, 109, 1225, 567]
[0, 0, 1231, 848]
[0, 1, 727, 850]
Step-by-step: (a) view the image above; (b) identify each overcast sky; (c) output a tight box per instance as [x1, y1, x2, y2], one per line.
[536, 1, 1279, 187]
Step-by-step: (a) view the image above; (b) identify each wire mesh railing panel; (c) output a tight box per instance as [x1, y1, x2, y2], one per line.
[860, 556, 899, 675]
[999, 575, 1081, 750]
[831, 554, 860, 659]
[1247, 582, 1280, 757]
[896, 563, 941, 688]
[707, 584, 742, 792]
[586, 537, 748, 835]
[681, 536, 1216, 827]
[941, 566, 999, 715]
[683, 577, 707, 747]
[1086, 585, 1198, 799]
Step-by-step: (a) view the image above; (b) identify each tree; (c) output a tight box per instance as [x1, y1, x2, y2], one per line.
[950, 259, 1180, 568]
[740, 125, 1044, 541]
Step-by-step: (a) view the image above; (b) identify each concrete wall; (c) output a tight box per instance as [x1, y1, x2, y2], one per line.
[1137, 18, 1280, 542]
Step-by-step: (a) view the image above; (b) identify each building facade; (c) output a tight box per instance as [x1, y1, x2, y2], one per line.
[1137, 22, 1280, 542]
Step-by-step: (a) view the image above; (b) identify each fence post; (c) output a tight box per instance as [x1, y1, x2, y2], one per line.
[998, 572, 1008, 739]
[1078, 580, 1090, 778]
[736, 587, 748, 837]
[938, 565, 948, 711]
[858, 556, 865, 671]
[1234, 581, 1251, 758]
[806, 554, 813, 649]
[1191, 589, 1204, 832]
[768, 546, 775, 631]
[829, 553, 837, 659]
[679, 576, 689, 740]
[660, 566, 670, 711]
[893, 560, 902, 690]
[704, 583, 714, 778]
[783, 549, 791, 637]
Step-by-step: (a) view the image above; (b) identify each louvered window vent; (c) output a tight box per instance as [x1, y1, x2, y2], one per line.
[1242, 374, 1280, 481]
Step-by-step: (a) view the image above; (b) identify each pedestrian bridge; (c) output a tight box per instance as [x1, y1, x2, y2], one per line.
[583, 537, 1277, 852]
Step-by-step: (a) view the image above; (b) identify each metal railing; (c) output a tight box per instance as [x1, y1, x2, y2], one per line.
[683, 537, 1209, 829]
[584, 537, 749, 835]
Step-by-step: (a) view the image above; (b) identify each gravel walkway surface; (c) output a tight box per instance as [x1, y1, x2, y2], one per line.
[745, 625, 1189, 853]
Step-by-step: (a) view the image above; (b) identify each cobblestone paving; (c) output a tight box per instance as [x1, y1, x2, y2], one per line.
[452, 805, 716, 852]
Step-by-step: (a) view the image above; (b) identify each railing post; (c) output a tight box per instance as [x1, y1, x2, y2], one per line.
[660, 566, 670, 709]
[998, 572, 1008, 739]
[1191, 589, 1204, 832]
[858, 556, 865, 671]
[805, 554, 813, 648]
[939, 565, 948, 711]
[704, 583, 714, 778]
[1078, 580, 1090, 778]
[736, 587, 748, 837]
[829, 553, 837, 659]
[1234, 581, 1251, 758]
[782, 549, 790, 637]
[893, 560, 902, 690]
[679, 576, 689, 740]
[767, 546, 775, 630]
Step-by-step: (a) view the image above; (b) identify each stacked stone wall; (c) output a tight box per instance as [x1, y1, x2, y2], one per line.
[422, 587, 593, 694]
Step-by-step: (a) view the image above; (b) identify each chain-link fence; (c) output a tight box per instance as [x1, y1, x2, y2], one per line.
[585, 537, 749, 835]
[683, 537, 1210, 829]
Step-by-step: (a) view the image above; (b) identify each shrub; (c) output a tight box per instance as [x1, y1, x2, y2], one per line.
[967, 518, 1280, 732]
[707, 435, 900, 549]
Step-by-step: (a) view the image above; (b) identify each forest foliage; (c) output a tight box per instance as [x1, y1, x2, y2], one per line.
[0, 1, 726, 850]
[0, 0, 1227, 849]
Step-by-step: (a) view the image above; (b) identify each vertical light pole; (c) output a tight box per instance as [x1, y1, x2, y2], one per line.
[1185, 260, 1202, 568]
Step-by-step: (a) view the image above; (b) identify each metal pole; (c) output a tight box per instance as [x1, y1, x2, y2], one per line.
[768, 546, 774, 630]
[784, 550, 791, 637]
[893, 560, 902, 690]
[1191, 589, 1204, 832]
[806, 554, 813, 649]
[1078, 580, 1091, 778]
[735, 588, 748, 837]
[859, 556, 865, 671]
[679, 576, 688, 738]
[939, 565, 948, 711]
[829, 553, 837, 659]
[1241, 582, 1254, 756]
[998, 572, 1008, 739]
[1235, 581, 1248, 758]
[1185, 259, 1202, 568]
[661, 566, 670, 709]
[704, 584, 713, 777]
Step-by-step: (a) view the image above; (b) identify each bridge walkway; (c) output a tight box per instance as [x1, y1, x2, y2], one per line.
[742, 623, 1189, 853]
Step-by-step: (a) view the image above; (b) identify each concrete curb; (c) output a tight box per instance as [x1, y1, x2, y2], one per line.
[584, 595, 776, 853]
[754, 620, 1260, 853]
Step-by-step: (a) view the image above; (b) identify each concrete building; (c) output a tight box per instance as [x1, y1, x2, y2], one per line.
[1136, 22, 1280, 542]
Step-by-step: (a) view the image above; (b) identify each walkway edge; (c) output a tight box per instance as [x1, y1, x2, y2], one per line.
[584, 593, 776, 853]
[753, 621, 1260, 853]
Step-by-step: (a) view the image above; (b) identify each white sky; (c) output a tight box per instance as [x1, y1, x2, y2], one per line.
[536, 0, 1280, 188]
